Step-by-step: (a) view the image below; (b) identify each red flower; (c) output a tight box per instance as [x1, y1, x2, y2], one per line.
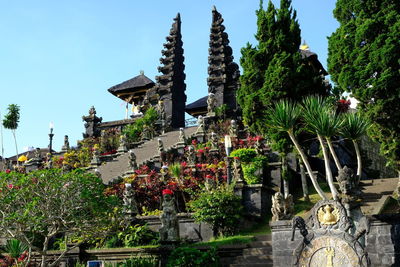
[192, 139, 197, 145]
[5, 169, 11, 174]
[162, 189, 173, 195]
[234, 157, 240, 160]
[196, 164, 202, 168]
[197, 149, 204, 154]
[7, 184, 13, 189]
[181, 161, 187, 167]
[206, 175, 212, 179]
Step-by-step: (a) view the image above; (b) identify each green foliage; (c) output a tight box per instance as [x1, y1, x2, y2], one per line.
[238, 0, 327, 137]
[328, 0, 400, 170]
[215, 104, 228, 117]
[2, 239, 28, 259]
[169, 163, 181, 179]
[2, 104, 20, 130]
[189, 186, 243, 237]
[167, 246, 219, 267]
[0, 169, 120, 265]
[242, 155, 268, 185]
[109, 256, 159, 267]
[116, 224, 159, 248]
[230, 148, 257, 163]
[340, 112, 371, 140]
[123, 107, 158, 143]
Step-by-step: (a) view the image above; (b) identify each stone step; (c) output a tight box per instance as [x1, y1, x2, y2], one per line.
[230, 262, 273, 267]
[254, 234, 271, 241]
[235, 255, 273, 262]
[248, 241, 272, 248]
[242, 247, 272, 256]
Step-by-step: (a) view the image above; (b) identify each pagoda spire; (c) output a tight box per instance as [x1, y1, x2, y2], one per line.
[156, 13, 187, 128]
[207, 6, 240, 115]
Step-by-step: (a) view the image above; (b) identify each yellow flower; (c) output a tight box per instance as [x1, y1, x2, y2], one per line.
[18, 155, 28, 162]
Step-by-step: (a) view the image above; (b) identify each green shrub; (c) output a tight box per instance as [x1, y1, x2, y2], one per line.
[230, 148, 257, 163]
[189, 187, 243, 237]
[2, 239, 28, 259]
[242, 155, 268, 184]
[117, 224, 159, 248]
[123, 107, 158, 143]
[167, 246, 219, 267]
[105, 256, 158, 267]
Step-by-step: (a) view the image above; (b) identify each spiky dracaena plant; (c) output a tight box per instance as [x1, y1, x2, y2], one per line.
[267, 100, 327, 200]
[340, 112, 371, 184]
[302, 96, 341, 200]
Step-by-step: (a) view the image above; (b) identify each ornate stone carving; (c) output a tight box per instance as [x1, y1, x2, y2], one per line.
[157, 138, 164, 157]
[128, 149, 137, 171]
[229, 119, 238, 137]
[337, 165, 362, 201]
[90, 148, 101, 166]
[207, 6, 240, 115]
[123, 183, 138, 221]
[271, 192, 294, 221]
[159, 191, 179, 242]
[210, 131, 219, 151]
[61, 135, 70, 151]
[293, 200, 370, 267]
[117, 134, 128, 153]
[155, 13, 187, 129]
[233, 157, 243, 182]
[82, 106, 102, 138]
[291, 216, 309, 243]
[196, 115, 205, 134]
[178, 128, 186, 144]
[207, 92, 216, 115]
[186, 145, 196, 165]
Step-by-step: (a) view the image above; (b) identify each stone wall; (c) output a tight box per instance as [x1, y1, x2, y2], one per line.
[139, 213, 213, 242]
[271, 214, 400, 267]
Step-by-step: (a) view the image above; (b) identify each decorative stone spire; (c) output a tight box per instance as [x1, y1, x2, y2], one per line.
[156, 13, 187, 129]
[207, 6, 240, 115]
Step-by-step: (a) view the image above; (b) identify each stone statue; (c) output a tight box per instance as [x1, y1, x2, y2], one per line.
[61, 135, 70, 151]
[159, 190, 179, 242]
[187, 145, 196, 165]
[117, 134, 128, 153]
[178, 128, 186, 144]
[82, 106, 102, 138]
[158, 138, 164, 156]
[229, 119, 238, 137]
[207, 92, 216, 114]
[141, 124, 154, 141]
[210, 132, 218, 150]
[255, 137, 263, 155]
[44, 153, 53, 169]
[233, 157, 243, 182]
[128, 149, 138, 171]
[33, 148, 42, 161]
[337, 166, 362, 201]
[123, 183, 139, 220]
[94, 168, 102, 178]
[91, 147, 101, 166]
[157, 100, 166, 121]
[196, 115, 205, 134]
[271, 192, 294, 221]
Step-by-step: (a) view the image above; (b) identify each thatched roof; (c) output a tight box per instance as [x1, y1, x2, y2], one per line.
[185, 96, 207, 117]
[108, 73, 155, 103]
[300, 49, 328, 75]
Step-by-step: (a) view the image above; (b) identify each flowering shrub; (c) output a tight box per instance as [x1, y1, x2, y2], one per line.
[337, 99, 351, 113]
[100, 128, 120, 153]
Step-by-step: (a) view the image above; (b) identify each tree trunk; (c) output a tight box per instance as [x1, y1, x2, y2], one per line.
[317, 135, 339, 200]
[12, 130, 19, 167]
[288, 131, 328, 200]
[282, 155, 289, 198]
[41, 236, 49, 267]
[353, 139, 362, 185]
[299, 160, 310, 202]
[326, 137, 342, 171]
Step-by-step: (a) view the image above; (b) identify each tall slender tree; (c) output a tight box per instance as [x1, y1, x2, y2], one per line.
[328, 0, 400, 175]
[3, 105, 20, 167]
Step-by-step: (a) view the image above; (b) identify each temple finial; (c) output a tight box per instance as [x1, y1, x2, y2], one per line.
[212, 5, 217, 11]
[140, 70, 144, 75]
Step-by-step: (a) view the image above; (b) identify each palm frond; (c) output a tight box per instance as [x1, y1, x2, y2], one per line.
[266, 99, 301, 132]
[340, 112, 371, 140]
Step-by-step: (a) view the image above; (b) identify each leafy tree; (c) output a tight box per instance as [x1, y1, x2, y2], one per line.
[3, 104, 20, 166]
[0, 169, 120, 267]
[328, 0, 400, 174]
[238, 0, 327, 136]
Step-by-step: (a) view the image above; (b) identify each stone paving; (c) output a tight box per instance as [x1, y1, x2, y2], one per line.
[360, 177, 398, 215]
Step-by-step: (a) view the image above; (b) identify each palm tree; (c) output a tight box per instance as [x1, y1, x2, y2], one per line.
[302, 96, 340, 200]
[3, 104, 20, 167]
[340, 112, 371, 184]
[267, 100, 328, 200]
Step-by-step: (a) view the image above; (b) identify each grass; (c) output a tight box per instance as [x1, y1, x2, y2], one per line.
[294, 181, 332, 217]
[188, 235, 255, 248]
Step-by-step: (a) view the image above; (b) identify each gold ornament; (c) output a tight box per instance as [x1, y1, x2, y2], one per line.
[317, 205, 340, 225]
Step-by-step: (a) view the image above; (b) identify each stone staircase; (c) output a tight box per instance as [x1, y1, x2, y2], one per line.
[230, 235, 273, 267]
[97, 126, 197, 183]
[360, 177, 398, 215]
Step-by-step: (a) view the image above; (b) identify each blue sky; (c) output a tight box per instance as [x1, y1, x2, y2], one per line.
[0, 0, 338, 158]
